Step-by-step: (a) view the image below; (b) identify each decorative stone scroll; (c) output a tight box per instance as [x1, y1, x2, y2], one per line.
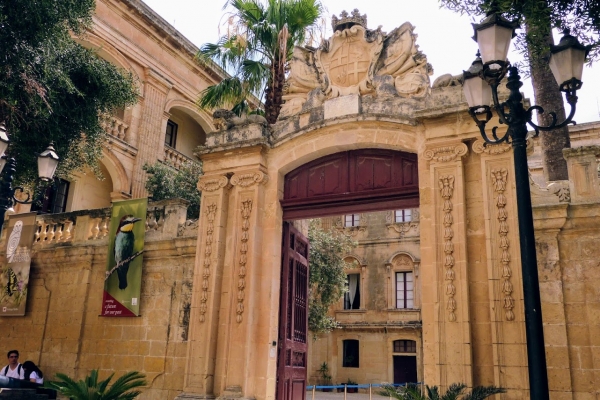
[472, 139, 512, 155]
[439, 175, 457, 322]
[230, 171, 269, 187]
[200, 203, 218, 323]
[491, 169, 515, 321]
[198, 175, 229, 192]
[424, 143, 468, 163]
[236, 199, 253, 323]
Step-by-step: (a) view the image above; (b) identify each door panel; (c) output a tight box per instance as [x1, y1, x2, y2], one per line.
[277, 222, 309, 400]
[393, 355, 417, 384]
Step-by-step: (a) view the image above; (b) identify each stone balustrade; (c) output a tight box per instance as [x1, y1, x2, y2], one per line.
[164, 145, 199, 169]
[100, 114, 129, 141]
[1, 199, 196, 248]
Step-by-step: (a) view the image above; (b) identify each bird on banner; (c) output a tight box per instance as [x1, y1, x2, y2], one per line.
[114, 215, 142, 290]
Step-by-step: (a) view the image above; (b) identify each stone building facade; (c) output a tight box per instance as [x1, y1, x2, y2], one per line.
[2, 3, 600, 400]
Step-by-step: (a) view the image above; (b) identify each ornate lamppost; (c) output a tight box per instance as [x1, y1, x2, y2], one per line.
[461, 12, 591, 400]
[0, 124, 60, 233]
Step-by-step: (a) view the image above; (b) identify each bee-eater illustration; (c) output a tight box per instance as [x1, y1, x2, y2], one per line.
[114, 215, 142, 290]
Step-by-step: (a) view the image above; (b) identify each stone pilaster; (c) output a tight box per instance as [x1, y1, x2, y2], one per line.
[214, 169, 269, 400]
[473, 140, 529, 395]
[420, 141, 472, 388]
[131, 68, 172, 198]
[180, 174, 231, 399]
[563, 145, 600, 204]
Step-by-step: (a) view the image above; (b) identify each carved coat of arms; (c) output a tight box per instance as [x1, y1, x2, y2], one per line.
[280, 9, 433, 119]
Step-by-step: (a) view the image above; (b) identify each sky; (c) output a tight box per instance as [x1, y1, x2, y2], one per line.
[141, 0, 600, 124]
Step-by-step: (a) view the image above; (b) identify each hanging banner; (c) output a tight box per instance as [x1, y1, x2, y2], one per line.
[102, 198, 147, 317]
[0, 212, 37, 316]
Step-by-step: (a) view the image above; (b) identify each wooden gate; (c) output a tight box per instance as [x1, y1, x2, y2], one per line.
[277, 222, 309, 400]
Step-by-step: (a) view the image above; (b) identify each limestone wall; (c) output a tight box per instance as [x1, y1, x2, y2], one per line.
[0, 200, 196, 400]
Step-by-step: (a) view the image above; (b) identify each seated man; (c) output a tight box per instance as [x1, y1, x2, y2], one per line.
[0, 350, 24, 380]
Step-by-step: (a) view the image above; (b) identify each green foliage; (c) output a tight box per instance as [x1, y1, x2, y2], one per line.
[439, 0, 600, 65]
[197, 0, 323, 122]
[379, 383, 505, 400]
[317, 362, 332, 383]
[307, 220, 356, 336]
[143, 161, 203, 219]
[0, 0, 138, 184]
[48, 369, 147, 400]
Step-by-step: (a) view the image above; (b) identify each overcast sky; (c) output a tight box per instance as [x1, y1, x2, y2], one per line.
[141, 0, 600, 123]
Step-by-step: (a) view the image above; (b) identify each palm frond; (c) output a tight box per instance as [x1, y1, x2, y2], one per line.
[102, 371, 146, 400]
[241, 59, 269, 92]
[462, 385, 506, 400]
[442, 383, 466, 400]
[427, 385, 441, 400]
[197, 77, 246, 110]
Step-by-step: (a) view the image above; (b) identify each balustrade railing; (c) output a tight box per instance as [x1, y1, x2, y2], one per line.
[101, 115, 129, 141]
[164, 145, 199, 169]
[0, 199, 195, 248]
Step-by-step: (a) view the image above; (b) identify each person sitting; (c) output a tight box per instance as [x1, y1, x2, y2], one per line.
[0, 350, 24, 380]
[22, 361, 43, 384]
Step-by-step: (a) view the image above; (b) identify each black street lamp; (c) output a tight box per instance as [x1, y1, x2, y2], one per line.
[0, 124, 60, 234]
[461, 12, 591, 400]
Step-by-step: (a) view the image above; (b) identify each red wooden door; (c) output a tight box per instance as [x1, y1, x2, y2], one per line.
[277, 222, 309, 400]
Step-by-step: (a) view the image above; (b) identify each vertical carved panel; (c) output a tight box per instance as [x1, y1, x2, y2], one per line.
[439, 175, 456, 322]
[200, 203, 217, 322]
[491, 169, 515, 321]
[236, 199, 253, 323]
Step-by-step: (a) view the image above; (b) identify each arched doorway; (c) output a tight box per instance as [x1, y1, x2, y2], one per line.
[276, 148, 420, 400]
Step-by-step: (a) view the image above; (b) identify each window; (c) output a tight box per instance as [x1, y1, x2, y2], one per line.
[342, 339, 359, 368]
[165, 119, 178, 147]
[395, 209, 412, 223]
[344, 214, 360, 227]
[393, 340, 416, 353]
[344, 273, 360, 310]
[396, 272, 414, 309]
[31, 179, 69, 214]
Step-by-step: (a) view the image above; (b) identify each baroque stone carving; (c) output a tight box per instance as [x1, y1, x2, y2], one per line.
[424, 143, 468, 163]
[472, 139, 512, 155]
[200, 203, 217, 323]
[279, 9, 432, 118]
[212, 109, 267, 131]
[439, 175, 457, 322]
[197, 175, 229, 192]
[230, 171, 269, 187]
[491, 169, 515, 321]
[236, 199, 253, 323]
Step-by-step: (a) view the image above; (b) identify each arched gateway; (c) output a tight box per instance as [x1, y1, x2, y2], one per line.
[177, 8, 530, 400]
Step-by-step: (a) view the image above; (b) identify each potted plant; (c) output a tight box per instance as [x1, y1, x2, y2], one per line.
[318, 362, 332, 392]
[346, 379, 358, 393]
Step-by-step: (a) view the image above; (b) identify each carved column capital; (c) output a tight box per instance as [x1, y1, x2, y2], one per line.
[198, 175, 230, 192]
[423, 142, 468, 162]
[472, 140, 512, 155]
[230, 170, 269, 187]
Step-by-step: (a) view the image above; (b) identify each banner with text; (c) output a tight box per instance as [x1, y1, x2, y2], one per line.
[0, 213, 37, 316]
[102, 198, 147, 317]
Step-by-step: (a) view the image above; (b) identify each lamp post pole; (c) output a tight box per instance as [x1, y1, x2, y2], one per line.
[503, 68, 549, 399]
[462, 15, 590, 397]
[0, 158, 18, 234]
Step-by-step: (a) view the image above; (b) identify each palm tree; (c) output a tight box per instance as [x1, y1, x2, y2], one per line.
[48, 369, 146, 400]
[379, 383, 505, 400]
[197, 0, 323, 124]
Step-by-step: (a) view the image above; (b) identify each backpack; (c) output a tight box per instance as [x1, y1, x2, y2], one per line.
[3, 364, 22, 377]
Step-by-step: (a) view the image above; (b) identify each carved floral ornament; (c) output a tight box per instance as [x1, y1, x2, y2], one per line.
[439, 175, 457, 322]
[197, 175, 229, 192]
[423, 143, 468, 163]
[279, 9, 433, 118]
[472, 139, 512, 155]
[230, 171, 269, 187]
